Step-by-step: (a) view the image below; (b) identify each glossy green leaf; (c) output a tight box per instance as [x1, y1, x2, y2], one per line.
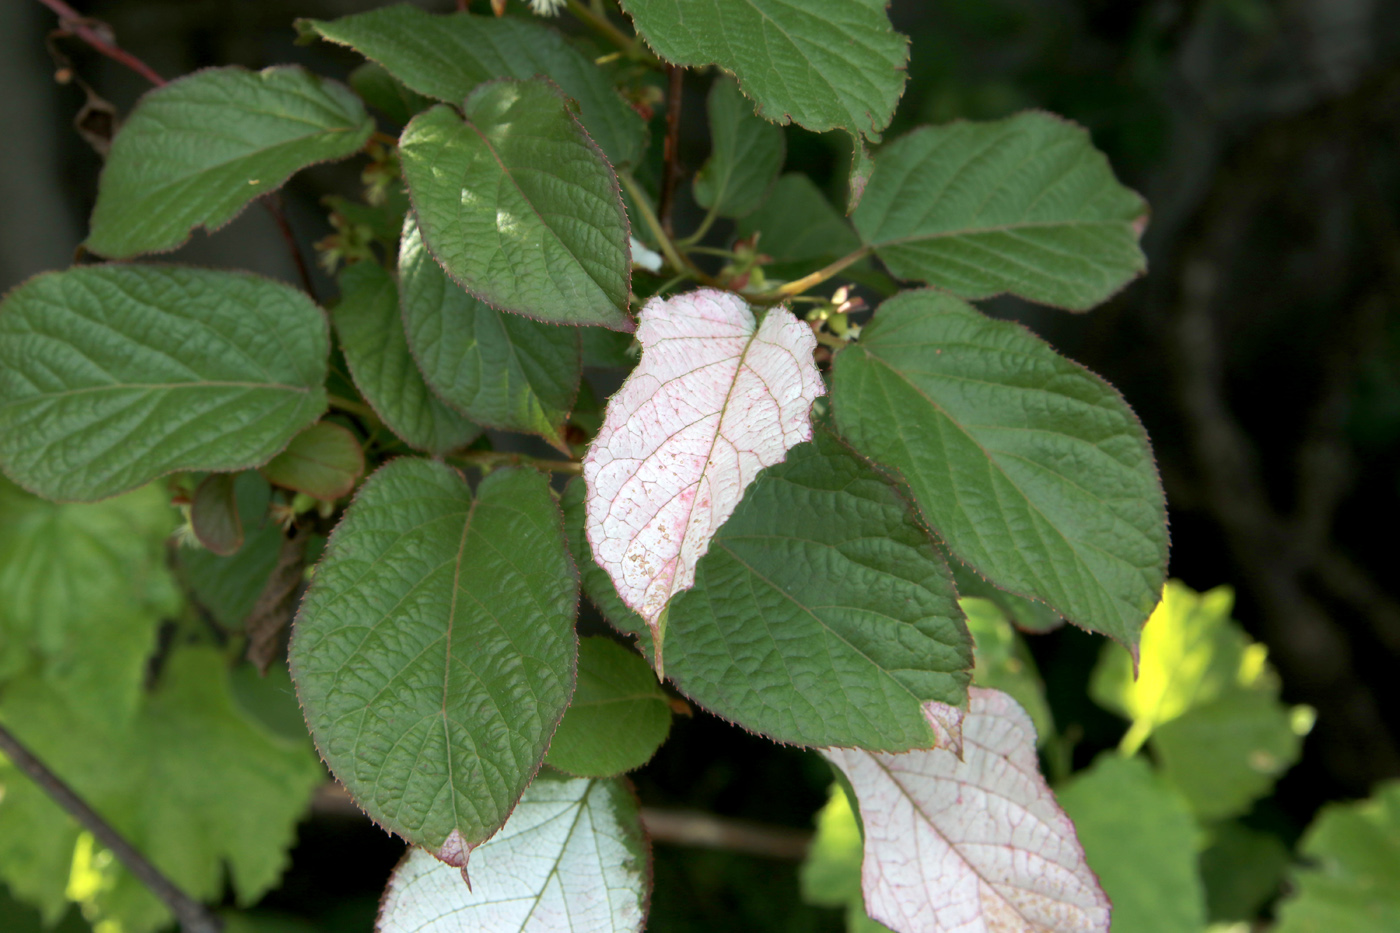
[852, 112, 1148, 310]
[960, 597, 1054, 743]
[300, 4, 646, 168]
[561, 477, 653, 658]
[620, 0, 908, 144]
[832, 289, 1167, 651]
[348, 62, 433, 125]
[0, 647, 323, 933]
[289, 459, 577, 863]
[401, 84, 632, 330]
[1274, 781, 1400, 933]
[545, 637, 671, 778]
[86, 66, 372, 258]
[1056, 753, 1207, 933]
[0, 478, 178, 728]
[735, 173, 862, 263]
[664, 429, 972, 751]
[693, 77, 785, 219]
[177, 472, 282, 631]
[190, 473, 243, 556]
[399, 219, 581, 449]
[0, 265, 329, 502]
[333, 261, 480, 457]
[260, 421, 363, 500]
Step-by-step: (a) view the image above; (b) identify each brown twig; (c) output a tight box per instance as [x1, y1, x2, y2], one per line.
[35, 0, 167, 86]
[261, 196, 317, 299]
[639, 808, 811, 860]
[0, 721, 222, 933]
[658, 65, 685, 236]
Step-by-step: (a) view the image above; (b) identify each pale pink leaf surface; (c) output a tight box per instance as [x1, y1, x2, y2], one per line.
[583, 288, 822, 648]
[823, 688, 1110, 933]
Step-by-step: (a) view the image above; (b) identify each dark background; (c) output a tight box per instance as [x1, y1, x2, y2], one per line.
[4, 0, 1400, 929]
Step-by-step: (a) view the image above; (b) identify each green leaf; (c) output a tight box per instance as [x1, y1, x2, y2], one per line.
[832, 289, 1167, 651]
[0, 647, 323, 933]
[399, 219, 581, 450]
[664, 428, 972, 750]
[0, 478, 179, 728]
[545, 637, 670, 778]
[948, 559, 1062, 632]
[799, 783, 896, 933]
[1055, 753, 1208, 933]
[348, 62, 433, 125]
[620, 0, 908, 143]
[960, 597, 1054, 743]
[560, 477, 654, 658]
[289, 458, 578, 862]
[377, 773, 649, 933]
[852, 112, 1148, 310]
[190, 473, 243, 556]
[0, 265, 329, 502]
[401, 83, 633, 330]
[1200, 822, 1291, 922]
[1274, 781, 1400, 933]
[177, 472, 283, 631]
[581, 328, 637, 371]
[333, 261, 480, 457]
[86, 66, 373, 258]
[735, 174, 862, 263]
[261, 421, 364, 500]
[693, 77, 785, 219]
[300, 4, 646, 168]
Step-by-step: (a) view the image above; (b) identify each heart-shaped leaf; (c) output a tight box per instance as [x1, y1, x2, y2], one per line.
[823, 688, 1109, 933]
[290, 458, 577, 864]
[582, 289, 823, 671]
[545, 638, 671, 778]
[400, 80, 632, 330]
[87, 66, 372, 258]
[0, 265, 328, 502]
[832, 289, 1167, 652]
[377, 773, 649, 933]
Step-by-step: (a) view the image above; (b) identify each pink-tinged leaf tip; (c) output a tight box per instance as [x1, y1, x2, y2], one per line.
[824, 688, 1110, 933]
[582, 288, 823, 668]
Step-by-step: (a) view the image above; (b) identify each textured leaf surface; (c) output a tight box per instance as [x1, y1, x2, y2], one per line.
[378, 773, 648, 933]
[961, 597, 1054, 743]
[400, 81, 632, 329]
[1056, 754, 1207, 933]
[561, 478, 653, 658]
[0, 265, 329, 502]
[735, 173, 862, 263]
[664, 428, 972, 750]
[823, 688, 1108, 933]
[0, 647, 323, 933]
[1274, 780, 1400, 933]
[832, 289, 1166, 650]
[545, 638, 670, 778]
[693, 77, 785, 219]
[290, 459, 577, 861]
[332, 261, 480, 456]
[852, 113, 1147, 310]
[301, 5, 645, 168]
[261, 422, 363, 500]
[621, 0, 907, 143]
[178, 472, 282, 631]
[582, 289, 822, 664]
[86, 66, 372, 258]
[950, 560, 1063, 633]
[399, 219, 580, 449]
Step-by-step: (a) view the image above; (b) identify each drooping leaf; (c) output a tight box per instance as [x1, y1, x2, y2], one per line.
[832, 289, 1167, 651]
[86, 66, 372, 258]
[620, 0, 908, 145]
[823, 688, 1109, 933]
[800, 783, 895, 933]
[399, 80, 632, 330]
[190, 473, 243, 556]
[289, 459, 577, 864]
[0, 647, 323, 933]
[961, 597, 1054, 743]
[260, 421, 363, 500]
[582, 289, 823, 670]
[851, 112, 1148, 311]
[399, 218, 581, 450]
[177, 471, 282, 631]
[348, 62, 433, 125]
[735, 173, 862, 264]
[1274, 781, 1400, 933]
[663, 428, 972, 750]
[332, 260, 481, 457]
[560, 477, 653, 658]
[545, 637, 671, 778]
[299, 5, 646, 167]
[1056, 753, 1208, 933]
[0, 265, 329, 502]
[693, 77, 785, 220]
[0, 478, 178, 728]
[377, 773, 649, 933]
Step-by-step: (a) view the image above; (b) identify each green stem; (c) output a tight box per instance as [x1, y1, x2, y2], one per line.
[448, 450, 582, 476]
[751, 246, 874, 303]
[566, 0, 658, 66]
[327, 394, 378, 422]
[677, 203, 722, 249]
[619, 173, 717, 287]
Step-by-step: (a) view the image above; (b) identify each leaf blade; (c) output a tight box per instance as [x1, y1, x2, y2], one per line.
[693, 77, 786, 220]
[545, 638, 671, 778]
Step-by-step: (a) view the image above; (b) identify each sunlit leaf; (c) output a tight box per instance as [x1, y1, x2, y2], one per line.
[560, 478, 653, 658]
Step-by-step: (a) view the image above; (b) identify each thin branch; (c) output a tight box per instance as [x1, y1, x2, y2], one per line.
[618, 172, 715, 286]
[448, 449, 582, 476]
[565, 0, 657, 66]
[36, 0, 167, 86]
[754, 246, 874, 303]
[261, 196, 316, 299]
[0, 721, 222, 933]
[658, 65, 685, 236]
[639, 808, 811, 860]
